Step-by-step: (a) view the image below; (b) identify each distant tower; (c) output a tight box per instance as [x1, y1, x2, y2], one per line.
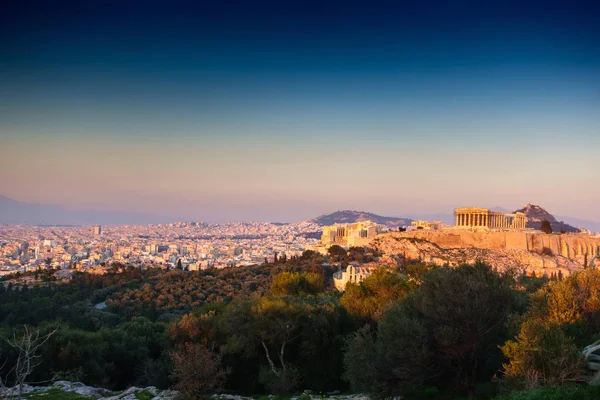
[92, 225, 102, 236]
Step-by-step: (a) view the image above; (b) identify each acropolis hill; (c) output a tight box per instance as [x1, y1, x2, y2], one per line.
[322, 205, 600, 278]
[374, 230, 599, 275]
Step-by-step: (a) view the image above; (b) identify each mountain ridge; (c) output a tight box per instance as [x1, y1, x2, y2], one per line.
[0, 195, 174, 225]
[513, 203, 580, 233]
[311, 210, 412, 228]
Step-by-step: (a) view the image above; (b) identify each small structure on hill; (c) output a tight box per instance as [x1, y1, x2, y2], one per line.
[321, 220, 383, 248]
[333, 264, 375, 291]
[411, 220, 444, 231]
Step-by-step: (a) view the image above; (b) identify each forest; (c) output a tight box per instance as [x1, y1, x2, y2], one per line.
[0, 246, 599, 400]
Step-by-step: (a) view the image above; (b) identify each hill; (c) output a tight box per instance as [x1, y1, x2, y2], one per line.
[0, 195, 174, 225]
[311, 210, 412, 228]
[514, 203, 580, 233]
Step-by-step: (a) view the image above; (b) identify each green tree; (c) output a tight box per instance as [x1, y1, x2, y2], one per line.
[340, 268, 412, 323]
[270, 272, 324, 297]
[328, 245, 347, 260]
[344, 263, 522, 398]
[540, 219, 553, 234]
[502, 269, 600, 388]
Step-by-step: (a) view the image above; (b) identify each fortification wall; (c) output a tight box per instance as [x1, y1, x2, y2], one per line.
[389, 230, 600, 259]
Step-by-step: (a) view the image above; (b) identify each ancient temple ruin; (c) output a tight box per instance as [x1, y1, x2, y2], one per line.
[454, 207, 527, 230]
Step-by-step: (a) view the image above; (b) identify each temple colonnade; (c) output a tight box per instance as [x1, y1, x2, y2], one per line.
[454, 208, 527, 230]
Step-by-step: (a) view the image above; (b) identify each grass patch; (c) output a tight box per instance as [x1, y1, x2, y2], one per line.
[255, 395, 292, 400]
[135, 390, 155, 400]
[493, 384, 600, 400]
[22, 388, 93, 400]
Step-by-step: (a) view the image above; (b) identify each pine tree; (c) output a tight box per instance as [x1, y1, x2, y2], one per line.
[540, 219, 553, 234]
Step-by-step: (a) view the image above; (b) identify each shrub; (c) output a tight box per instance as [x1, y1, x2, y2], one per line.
[258, 364, 301, 395]
[169, 343, 229, 399]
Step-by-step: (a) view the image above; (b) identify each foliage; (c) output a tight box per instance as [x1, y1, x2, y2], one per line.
[9, 254, 600, 397]
[270, 272, 324, 297]
[344, 263, 522, 398]
[501, 320, 583, 388]
[258, 364, 301, 395]
[540, 220, 553, 234]
[340, 267, 413, 323]
[501, 269, 600, 388]
[169, 343, 229, 399]
[22, 388, 92, 400]
[493, 384, 600, 400]
[135, 390, 155, 400]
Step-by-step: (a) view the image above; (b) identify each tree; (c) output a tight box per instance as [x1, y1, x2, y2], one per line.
[344, 263, 522, 398]
[170, 343, 229, 399]
[1, 326, 58, 399]
[501, 320, 583, 388]
[340, 268, 412, 323]
[328, 245, 347, 259]
[270, 272, 323, 297]
[252, 297, 305, 394]
[344, 313, 430, 398]
[540, 219, 553, 234]
[501, 269, 600, 388]
[177, 259, 183, 270]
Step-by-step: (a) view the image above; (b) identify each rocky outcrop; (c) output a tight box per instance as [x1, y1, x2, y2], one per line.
[373, 231, 600, 277]
[0, 381, 178, 400]
[514, 203, 579, 233]
[0, 383, 370, 400]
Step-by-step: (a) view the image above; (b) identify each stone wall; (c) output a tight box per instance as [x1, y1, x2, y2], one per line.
[387, 230, 600, 260]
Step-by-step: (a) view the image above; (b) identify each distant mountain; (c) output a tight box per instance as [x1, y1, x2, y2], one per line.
[311, 210, 412, 228]
[0, 195, 174, 225]
[513, 203, 580, 233]
[555, 216, 600, 234]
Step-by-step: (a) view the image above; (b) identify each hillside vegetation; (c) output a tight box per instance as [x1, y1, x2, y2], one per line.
[1, 249, 600, 399]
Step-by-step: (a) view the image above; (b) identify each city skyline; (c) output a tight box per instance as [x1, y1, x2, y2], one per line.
[1, 1, 599, 222]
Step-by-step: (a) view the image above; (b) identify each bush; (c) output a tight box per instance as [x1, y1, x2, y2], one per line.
[170, 343, 229, 399]
[501, 320, 584, 388]
[258, 364, 301, 395]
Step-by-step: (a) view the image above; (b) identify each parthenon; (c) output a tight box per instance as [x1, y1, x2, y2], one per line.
[454, 207, 527, 230]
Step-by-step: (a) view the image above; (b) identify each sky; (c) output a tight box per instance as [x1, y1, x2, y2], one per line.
[1, 0, 599, 222]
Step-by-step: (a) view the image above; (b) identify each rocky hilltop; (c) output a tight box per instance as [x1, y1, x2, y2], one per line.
[312, 210, 412, 228]
[514, 203, 579, 233]
[372, 230, 600, 278]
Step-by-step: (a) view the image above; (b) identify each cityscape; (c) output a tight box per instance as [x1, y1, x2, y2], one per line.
[1, 1, 600, 399]
[0, 220, 321, 275]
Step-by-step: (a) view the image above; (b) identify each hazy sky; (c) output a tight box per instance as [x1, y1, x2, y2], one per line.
[1, 1, 599, 222]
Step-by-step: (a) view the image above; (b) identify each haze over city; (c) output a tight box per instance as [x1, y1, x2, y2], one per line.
[1, 0, 599, 223]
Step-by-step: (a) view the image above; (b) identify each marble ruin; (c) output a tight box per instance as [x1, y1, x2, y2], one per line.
[454, 207, 527, 230]
[320, 220, 383, 248]
[333, 264, 375, 291]
[411, 220, 444, 231]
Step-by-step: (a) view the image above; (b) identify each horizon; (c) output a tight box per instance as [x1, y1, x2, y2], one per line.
[2, 193, 599, 227]
[1, 1, 599, 222]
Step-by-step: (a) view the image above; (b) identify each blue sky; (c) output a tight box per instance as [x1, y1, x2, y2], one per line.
[1, 0, 599, 222]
